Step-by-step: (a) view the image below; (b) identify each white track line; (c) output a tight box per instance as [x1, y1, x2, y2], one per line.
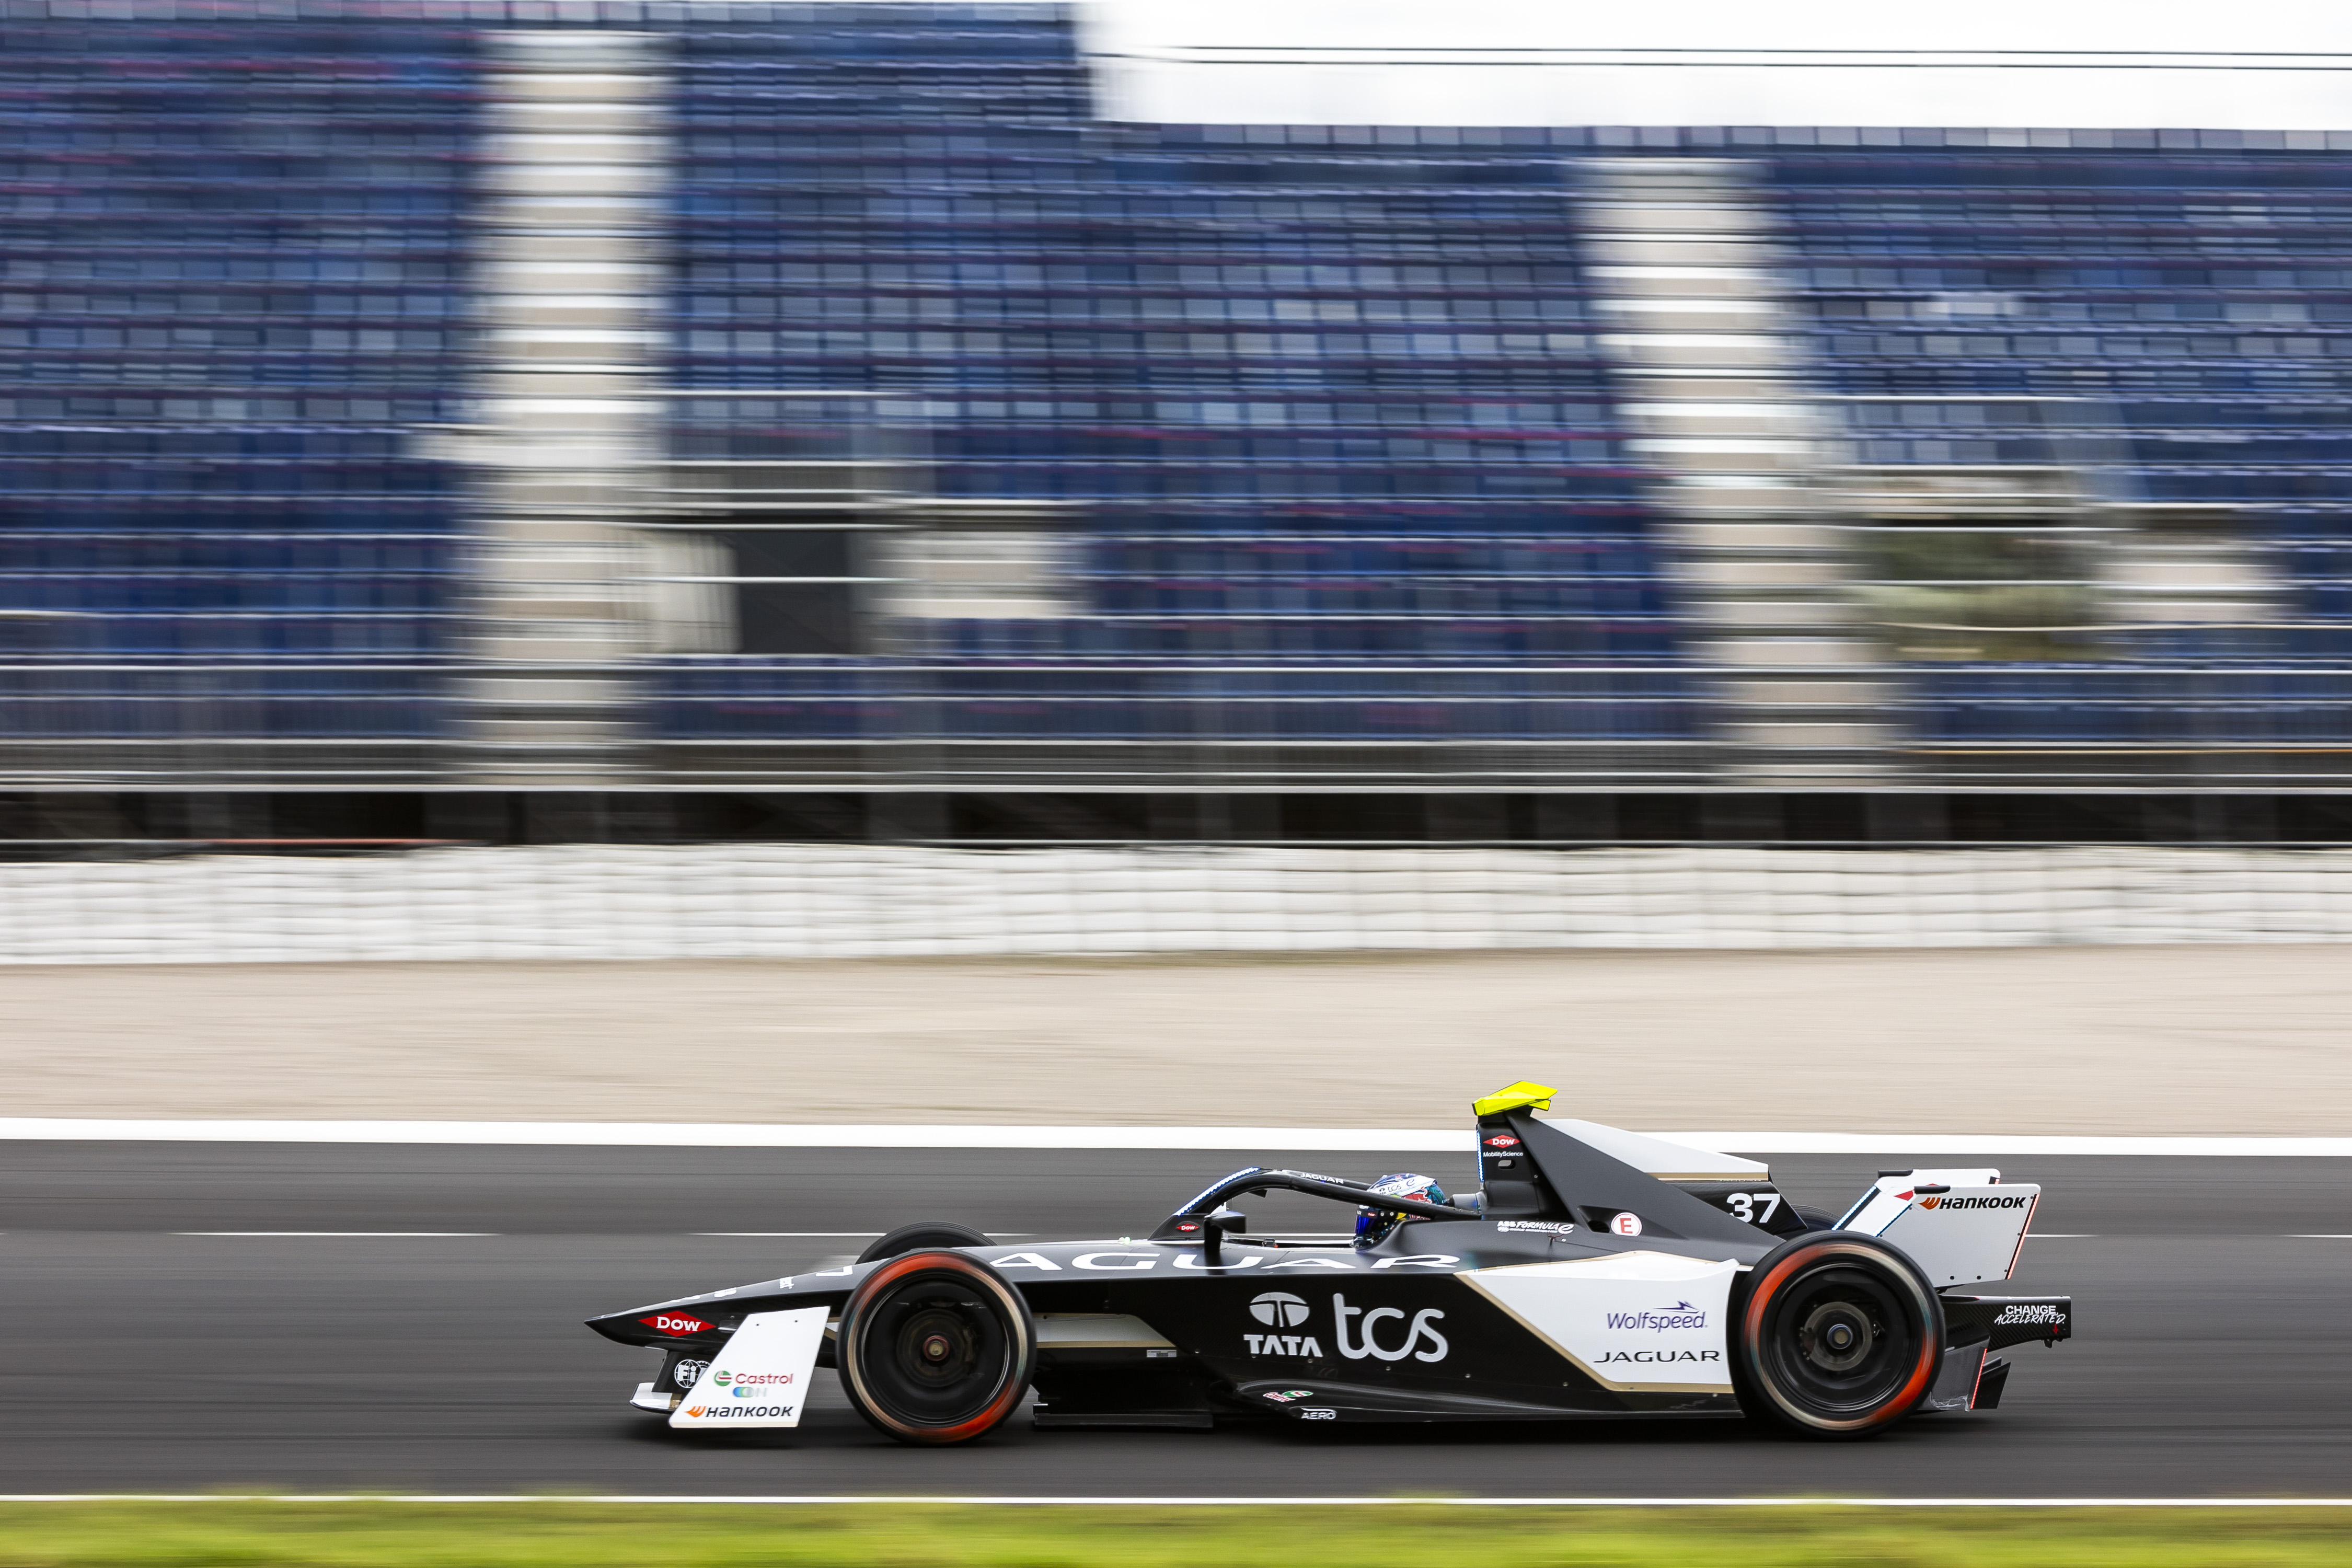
[6, 1120, 2352, 1156]
[173, 1231, 495, 1238]
[2, 1494, 2350, 1507]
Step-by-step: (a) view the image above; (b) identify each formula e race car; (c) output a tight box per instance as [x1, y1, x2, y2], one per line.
[587, 1083, 2073, 1443]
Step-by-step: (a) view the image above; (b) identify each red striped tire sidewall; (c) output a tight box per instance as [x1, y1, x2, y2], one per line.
[1738, 1236, 1939, 1433]
[839, 1251, 1033, 1444]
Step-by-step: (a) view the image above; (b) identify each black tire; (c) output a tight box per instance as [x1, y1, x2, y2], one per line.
[837, 1250, 1035, 1445]
[856, 1221, 991, 1265]
[1735, 1231, 1943, 1438]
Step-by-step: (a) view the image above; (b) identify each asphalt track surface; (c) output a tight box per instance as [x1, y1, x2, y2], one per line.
[5, 1142, 2350, 1498]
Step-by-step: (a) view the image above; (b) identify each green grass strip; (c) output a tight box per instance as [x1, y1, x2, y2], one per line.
[1, 1503, 2350, 1568]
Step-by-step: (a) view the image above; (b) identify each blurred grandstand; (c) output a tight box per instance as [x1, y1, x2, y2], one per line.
[8, 0, 2352, 850]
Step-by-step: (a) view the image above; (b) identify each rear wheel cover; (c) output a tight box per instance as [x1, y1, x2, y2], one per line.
[1738, 1234, 1942, 1436]
[838, 1251, 1035, 1445]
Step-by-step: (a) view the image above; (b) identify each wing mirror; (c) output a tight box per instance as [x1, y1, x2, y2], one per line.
[1202, 1207, 1247, 1266]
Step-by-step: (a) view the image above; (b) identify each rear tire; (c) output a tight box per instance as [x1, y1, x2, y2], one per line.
[1735, 1231, 1943, 1437]
[837, 1250, 1035, 1445]
[856, 1221, 991, 1264]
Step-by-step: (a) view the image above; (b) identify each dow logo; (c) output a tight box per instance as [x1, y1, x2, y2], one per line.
[1249, 1292, 1311, 1328]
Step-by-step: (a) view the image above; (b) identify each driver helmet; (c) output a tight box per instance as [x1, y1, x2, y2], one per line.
[1354, 1172, 1449, 1249]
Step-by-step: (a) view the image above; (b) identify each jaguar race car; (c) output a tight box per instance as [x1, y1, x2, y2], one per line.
[588, 1082, 2073, 1443]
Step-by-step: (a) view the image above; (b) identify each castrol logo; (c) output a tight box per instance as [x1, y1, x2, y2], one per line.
[641, 1312, 714, 1336]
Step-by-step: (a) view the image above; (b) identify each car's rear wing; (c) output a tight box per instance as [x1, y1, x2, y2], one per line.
[1837, 1170, 2041, 1286]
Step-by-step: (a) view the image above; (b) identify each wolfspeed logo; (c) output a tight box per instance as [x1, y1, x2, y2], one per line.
[1606, 1301, 1708, 1333]
[1918, 1194, 2030, 1210]
[681, 1403, 795, 1420]
[1993, 1303, 2068, 1326]
[1596, 1349, 1722, 1366]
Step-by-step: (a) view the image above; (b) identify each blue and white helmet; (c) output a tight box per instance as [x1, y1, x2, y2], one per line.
[1354, 1172, 1449, 1249]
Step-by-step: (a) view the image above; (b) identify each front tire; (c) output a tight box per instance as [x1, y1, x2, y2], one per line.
[857, 1221, 991, 1264]
[1736, 1232, 1943, 1437]
[837, 1250, 1035, 1445]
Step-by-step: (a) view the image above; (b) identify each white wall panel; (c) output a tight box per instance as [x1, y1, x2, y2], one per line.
[1084, 0, 2352, 130]
[5, 844, 2352, 964]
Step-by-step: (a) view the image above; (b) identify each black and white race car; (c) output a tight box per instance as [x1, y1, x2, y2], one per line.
[588, 1083, 2072, 1443]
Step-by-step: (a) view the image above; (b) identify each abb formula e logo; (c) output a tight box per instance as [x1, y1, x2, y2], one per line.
[641, 1312, 714, 1337]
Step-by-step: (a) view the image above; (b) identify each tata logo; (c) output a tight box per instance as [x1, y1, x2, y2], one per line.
[1249, 1292, 1311, 1328]
[641, 1313, 713, 1337]
[1244, 1292, 1448, 1362]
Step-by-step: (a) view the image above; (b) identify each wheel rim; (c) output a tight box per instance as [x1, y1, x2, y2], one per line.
[1760, 1262, 1918, 1417]
[853, 1273, 1013, 1429]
